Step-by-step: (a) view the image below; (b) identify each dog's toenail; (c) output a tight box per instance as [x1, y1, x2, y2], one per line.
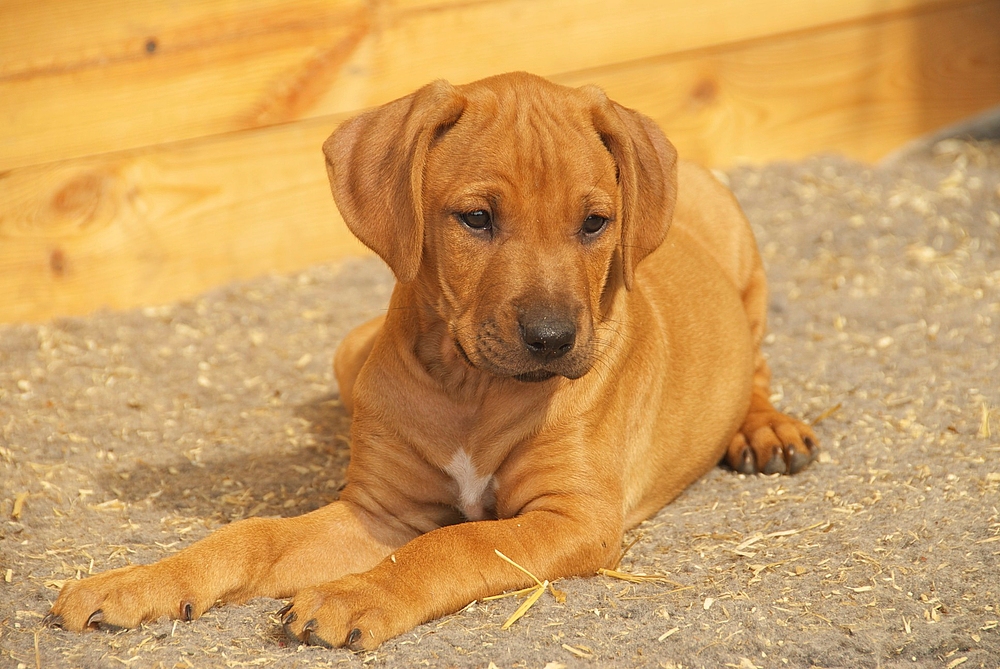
[276, 602, 293, 617]
[181, 601, 194, 621]
[86, 610, 104, 629]
[788, 448, 812, 474]
[282, 611, 297, 625]
[346, 627, 363, 648]
[761, 450, 786, 475]
[737, 446, 756, 474]
[43, 613, 63, 629]
[804, 436, 816, 451]
[303, 618, 317, 632]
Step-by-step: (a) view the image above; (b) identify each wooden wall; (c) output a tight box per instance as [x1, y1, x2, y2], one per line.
[2, 0, 999, 323]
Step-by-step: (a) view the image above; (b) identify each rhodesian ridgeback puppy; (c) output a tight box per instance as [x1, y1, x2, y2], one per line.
[47, 72, 817, 649]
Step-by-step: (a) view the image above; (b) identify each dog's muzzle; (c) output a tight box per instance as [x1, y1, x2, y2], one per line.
[454, 305, 593, 383]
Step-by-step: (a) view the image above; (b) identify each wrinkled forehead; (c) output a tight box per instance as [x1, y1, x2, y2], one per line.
[426, 84, 618, 197]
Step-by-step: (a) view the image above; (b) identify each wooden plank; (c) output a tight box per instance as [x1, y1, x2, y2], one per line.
[2, 2, 998, 323]
[0, 0, 358, 77]
[0, 5, 366, 170]
[557, 0, 1000, 165]
[0, 0, 959, 170]
[0, 116, 366, 323]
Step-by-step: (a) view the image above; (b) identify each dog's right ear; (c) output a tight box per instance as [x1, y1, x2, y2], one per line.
[323, 81, 465, 283]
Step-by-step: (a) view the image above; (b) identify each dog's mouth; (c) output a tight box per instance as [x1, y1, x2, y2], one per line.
[514, 370, 557, 383]
[454, 339, 476, 367]
[454, 339, 579, 383]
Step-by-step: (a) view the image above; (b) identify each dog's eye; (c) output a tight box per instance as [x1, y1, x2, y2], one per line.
[581, 215, 608, 236]
[458, 210, 492, 231]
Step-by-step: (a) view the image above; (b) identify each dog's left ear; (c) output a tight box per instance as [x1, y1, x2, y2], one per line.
[323, 81, 465, 283]
[585, 88, 678, 290]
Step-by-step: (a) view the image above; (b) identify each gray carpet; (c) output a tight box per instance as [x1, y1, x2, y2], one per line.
[2, 139, 998, 668]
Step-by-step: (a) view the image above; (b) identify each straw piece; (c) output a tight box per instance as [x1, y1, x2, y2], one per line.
[12, 492, 28, 520]
[494, 549, 542, 587]
[811, 402, 843, 425]
[548, 582, 567, 604]
[765, 521, 830, 539]
[561, 643, 593, 658]
[501, 581, 547, 630]
[598, 568, 684, 588]
[482, 586, 538, 601]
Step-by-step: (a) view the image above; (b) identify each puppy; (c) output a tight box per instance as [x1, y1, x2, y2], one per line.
[47, 72, 817, 649]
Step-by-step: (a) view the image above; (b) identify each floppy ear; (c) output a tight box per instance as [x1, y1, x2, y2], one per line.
[323, 80, 465, 283]
[585, 88, 678, 290]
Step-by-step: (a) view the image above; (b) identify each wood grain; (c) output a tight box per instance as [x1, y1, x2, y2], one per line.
[0, 117, 365, 323]
[0, 0, 961, 170]
[558, 0, 1000, 165]
[2, 0, 999, 322]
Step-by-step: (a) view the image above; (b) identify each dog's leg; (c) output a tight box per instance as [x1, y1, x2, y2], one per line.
[725, 263, 818, 475]
[46, 501, 407, 631]
[334, 315, 384, 414]
[281, 505, 619, 650]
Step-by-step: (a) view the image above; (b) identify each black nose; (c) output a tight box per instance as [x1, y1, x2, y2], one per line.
[520, 313, 576, 360]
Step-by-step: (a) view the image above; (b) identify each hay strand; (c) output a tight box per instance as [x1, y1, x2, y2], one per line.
[491, 550, 560, 630]
[494, 549, 542, 587]
[501, 580, 547, 630]
[811, 402, 842, 425]
[979, 402, 992, 438]
[598, 568, 685, 588]
[562, 643, 593, 658]
[12, 492, 28, 520]
[482, 586, 538, 601]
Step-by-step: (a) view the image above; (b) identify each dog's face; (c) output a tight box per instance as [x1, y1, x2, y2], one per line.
[419, 88, 620, 381]
[325, 73, 678, 382]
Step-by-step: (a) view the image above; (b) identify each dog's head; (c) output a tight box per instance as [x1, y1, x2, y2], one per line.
[325, 72, 677, 382]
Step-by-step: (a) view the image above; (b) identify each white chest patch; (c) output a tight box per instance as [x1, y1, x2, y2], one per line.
[443, 449, 495, 521]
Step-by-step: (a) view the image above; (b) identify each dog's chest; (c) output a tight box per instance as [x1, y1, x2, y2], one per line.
[443, 449, 496, 521]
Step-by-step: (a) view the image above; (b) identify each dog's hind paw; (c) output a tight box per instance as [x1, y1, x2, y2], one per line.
[726, 405, 818, 475]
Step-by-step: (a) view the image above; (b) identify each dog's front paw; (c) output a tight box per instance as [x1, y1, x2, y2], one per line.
[46, 565, 205, 632]
[281, 575, 410, 651]
[727, 408, 818, 475]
